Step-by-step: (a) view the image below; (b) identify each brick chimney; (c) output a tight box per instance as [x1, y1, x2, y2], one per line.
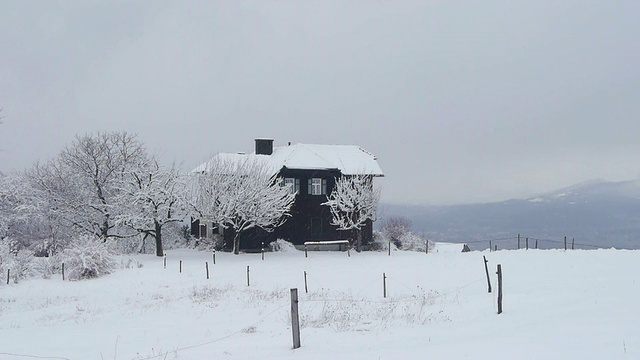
[255, 138, 274, 155]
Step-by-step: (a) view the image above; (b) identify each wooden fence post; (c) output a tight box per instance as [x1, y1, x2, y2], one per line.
[535, 239, 538, 249]
[564, 236, 567, 251]
[304, 271, 308, 293]
[163, 254, 167, 269]
[62, 262, 65, 281]
[247, 266, 250, 287]
[572, 238, 575, 250]
[483, 256, 492, 293]
[179, 260, 182, 273]
[304, 244, 308, 258]
[526, 237, 529, 250]
[489, 241, 492, 252]
[425, 240, 429, 254]
[496, 264, 503, 314]
[206, 262, 209, 280]
[261, 242, 265, 261]
[517, 234, 520, 250]
[494, 245, 498, 252]
[213, 250, 216, 265]
[290, 288, 301, 349]
[388, 241, 391, 256]
[383, 272, 387, 298]
[6, 269, 9, 285]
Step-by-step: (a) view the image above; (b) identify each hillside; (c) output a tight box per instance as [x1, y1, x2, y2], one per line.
[1, 248, 639, 359]
[380, 179, 640, 249]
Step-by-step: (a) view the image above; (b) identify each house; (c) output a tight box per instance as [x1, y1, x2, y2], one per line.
[191, 139, 384, 251]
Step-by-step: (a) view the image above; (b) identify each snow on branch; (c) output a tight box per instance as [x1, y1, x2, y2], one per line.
[323, 175, 380, 232]
[189, 157, 296, 254]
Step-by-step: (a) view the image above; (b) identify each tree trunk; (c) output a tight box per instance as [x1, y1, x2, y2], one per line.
[233, 234, 240, 255]
[356, 229, 362, 252]
[101, 218, 109, 242]
[155, 220, 163, 257]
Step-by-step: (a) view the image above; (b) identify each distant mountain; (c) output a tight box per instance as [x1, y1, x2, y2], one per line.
[379, 179, 640, 250]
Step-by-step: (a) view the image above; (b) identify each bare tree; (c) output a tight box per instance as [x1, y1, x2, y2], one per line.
[24, 132, 148, 243]
[191, 158, 296, 254]
[323, 175, 380, 252]
[116, 160, 187, 256]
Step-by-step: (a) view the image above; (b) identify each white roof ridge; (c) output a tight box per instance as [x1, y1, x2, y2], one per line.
[193, 142, 383, 176]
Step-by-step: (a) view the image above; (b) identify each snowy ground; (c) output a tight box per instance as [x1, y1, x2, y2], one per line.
[1, 247, 638, 360]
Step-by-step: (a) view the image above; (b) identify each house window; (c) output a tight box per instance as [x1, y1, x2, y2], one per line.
[308, 178, 327, 195]
[283, 178, 300, 194]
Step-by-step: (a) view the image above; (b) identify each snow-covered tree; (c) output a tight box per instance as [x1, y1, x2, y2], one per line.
[116, 161, 187, 256]
[26, 132, 148, 243]
[191, 158, 296, 254]
[0, 172, 18, 239]
[0, 169, 69, 254]
[189, 158, 235, 229]
[323, 175, 380, 252]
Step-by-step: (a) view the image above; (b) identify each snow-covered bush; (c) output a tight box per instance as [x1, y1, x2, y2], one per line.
[194, 234, 223, 251]
[380, 216, 413, 248]
[120, 258, 143, 269]
[30, 237, 70, 258]
[370, 231, 397, 251]
[0, 240, 35, 283]
[269, 239, 298, 252]
[398, 232, 434, 252]
[33, 252, 63, 279]
[62, 236, 116, 280]
[0, 240, 14, 279]
[12, 249, 35, 281]
[371, 229, 433, 252]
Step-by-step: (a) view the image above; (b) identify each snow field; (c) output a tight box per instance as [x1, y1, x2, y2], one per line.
[0, 248, 639, 359]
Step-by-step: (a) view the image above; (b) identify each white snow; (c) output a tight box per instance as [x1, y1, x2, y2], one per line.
[192, 143, 384, 177]
[1, 248, 639, 359]
[432, 242, 468, 253]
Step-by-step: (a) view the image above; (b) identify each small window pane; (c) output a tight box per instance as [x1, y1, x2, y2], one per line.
[311, 178, 322, 195]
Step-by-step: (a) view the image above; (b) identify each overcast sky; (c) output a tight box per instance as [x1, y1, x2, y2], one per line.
[1, 1, 639, 205]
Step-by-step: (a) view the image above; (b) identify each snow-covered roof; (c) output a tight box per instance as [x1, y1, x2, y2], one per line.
[192, 143, 384, 176]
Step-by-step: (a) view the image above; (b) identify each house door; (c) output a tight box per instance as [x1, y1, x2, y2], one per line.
[310, 218, 323, 239]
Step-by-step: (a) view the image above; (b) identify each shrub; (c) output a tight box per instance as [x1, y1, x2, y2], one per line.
[120, 258, 143, 269]
[12, 249, 34, 281]
[33, 252, 63, 279]
[398, 232, 434, 252]
[370, 231, 397, 251]
[0, 240, 14, 279]
[195, 234, 223, 251]
[371, 229, 434, 252]
[0, 240, 36, 283]
[269, 239, 298, 252]
[380, 216, 413, 248]
[62, 236, 116, 280]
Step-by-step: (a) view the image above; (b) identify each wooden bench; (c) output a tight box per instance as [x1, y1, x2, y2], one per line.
[303, 240, 351, 257]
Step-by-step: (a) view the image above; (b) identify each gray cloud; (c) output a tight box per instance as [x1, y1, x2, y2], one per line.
[1, 1, 639, 204]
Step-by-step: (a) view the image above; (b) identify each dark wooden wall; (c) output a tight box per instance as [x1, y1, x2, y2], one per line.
[193, 168, 375, 252]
